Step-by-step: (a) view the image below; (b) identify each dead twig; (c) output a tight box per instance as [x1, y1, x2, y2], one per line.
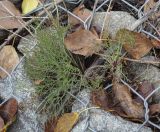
[100, 0, 113, 39]
[87, 0, 99, 30]
[123, 57, 160, 65]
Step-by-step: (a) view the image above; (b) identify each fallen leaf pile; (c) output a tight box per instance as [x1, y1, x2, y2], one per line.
[0, 1, 159, 131]
[64, 5, 160, 128]
[66, 5, 160, 59]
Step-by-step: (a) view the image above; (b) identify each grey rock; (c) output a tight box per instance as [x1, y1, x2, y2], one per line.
[17, 35, 37, 55]
[129, 56, 160, 83]
[0, 58, 47, 132]
[71, 117, 89, 132]
[93, 11, 137, 38]
[72, 90, 152, 132]
[72, 89, 90, 112]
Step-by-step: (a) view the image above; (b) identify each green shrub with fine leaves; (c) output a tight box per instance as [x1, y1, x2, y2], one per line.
[25, 25, 87, 116]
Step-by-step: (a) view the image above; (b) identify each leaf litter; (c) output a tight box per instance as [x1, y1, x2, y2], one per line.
[0, 0, 160, 132]
[49, 4, 160, 131]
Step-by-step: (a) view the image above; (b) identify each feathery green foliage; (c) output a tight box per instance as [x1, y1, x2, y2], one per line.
[102, 37, 123, 78]
[25, 25, 87, 116]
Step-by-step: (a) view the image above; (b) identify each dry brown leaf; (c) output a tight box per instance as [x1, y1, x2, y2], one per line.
[116, 29, 153, 59]
[0, 45, 19, 79]
[91, 89, 127, 117]
[138, 81, 154, 99]
[64, 27, 102, 56]
[149, 104, 160, 115]
[68, 5, 91, 26]
[91, 88, 144, 121]
[151, 39, 160, 49]
[54, 112, 79, 132]
[0, 98, 18, 123]
[0, 0, 24, 29]
[113, 80, 144, 118]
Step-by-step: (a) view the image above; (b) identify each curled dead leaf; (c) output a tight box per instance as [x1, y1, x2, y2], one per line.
[0, 0, 24, 29]
[68, 5, 91, 26]
[0, 45, 19, 79]
[116, 29, 153, 59]
[64, 27, 102, 56]
[54, 112, 79, 132]
[113, 80, 144, 118]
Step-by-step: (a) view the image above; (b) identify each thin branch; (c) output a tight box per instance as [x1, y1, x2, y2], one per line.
[123, 57, 160, 64]
[100, 0, 113, 39]
[87, 0, 99, 30]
